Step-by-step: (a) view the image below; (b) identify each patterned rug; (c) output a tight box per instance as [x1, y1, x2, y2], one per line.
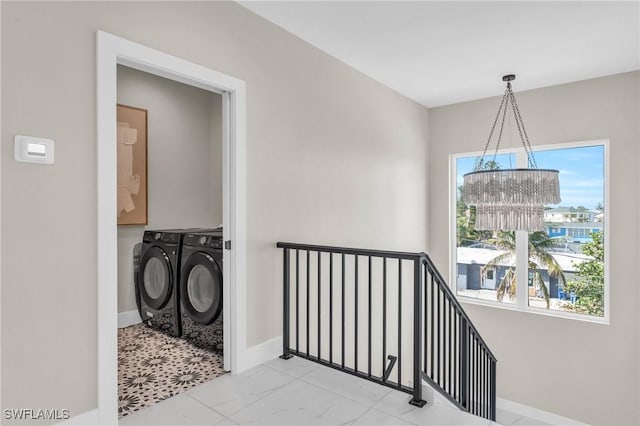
[118, 324, 226, 418]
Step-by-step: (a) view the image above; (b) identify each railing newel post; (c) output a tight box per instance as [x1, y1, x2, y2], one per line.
[280, 247, 293, 360]
[409, 256, 426, 407]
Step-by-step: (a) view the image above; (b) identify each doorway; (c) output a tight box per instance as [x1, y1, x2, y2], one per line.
[97, 31, 247, 425]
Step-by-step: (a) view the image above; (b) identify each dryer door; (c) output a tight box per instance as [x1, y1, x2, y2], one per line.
[139, 246, 173, 310]
[180, 251, 223, 325]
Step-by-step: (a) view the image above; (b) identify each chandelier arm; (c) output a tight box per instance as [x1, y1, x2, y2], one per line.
[491, 87, 511, 165]
[473, 87, 509, 171]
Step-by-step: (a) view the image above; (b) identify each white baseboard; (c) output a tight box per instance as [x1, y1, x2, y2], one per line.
[56, 408, 98, 425]
[497, 397, 588, 425]
[118, 309, 142, 328]
[239, 336, 282, 372]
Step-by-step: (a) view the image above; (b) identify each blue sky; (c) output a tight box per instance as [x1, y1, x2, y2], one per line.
[456, 145, 604, 210]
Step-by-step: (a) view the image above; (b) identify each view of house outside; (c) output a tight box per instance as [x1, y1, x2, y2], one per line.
[454, 144, 605, 318]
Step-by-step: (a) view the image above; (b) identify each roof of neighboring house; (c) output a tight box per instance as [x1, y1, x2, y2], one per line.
[544, 207, 598, 215]
[456, 247, 589, 272]
[545, 222, 604, 229]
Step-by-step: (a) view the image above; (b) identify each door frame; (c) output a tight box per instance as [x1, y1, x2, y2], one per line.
[96, 31, 247, 425]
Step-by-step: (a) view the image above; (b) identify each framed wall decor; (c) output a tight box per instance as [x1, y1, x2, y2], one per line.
[117, 104, 148, 225]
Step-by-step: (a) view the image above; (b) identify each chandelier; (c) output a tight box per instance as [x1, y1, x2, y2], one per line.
[462, 75, 560, 232]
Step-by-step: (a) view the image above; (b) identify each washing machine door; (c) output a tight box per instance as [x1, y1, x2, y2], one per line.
[139, 246, 174, 310]
[180, 251, 222, 325]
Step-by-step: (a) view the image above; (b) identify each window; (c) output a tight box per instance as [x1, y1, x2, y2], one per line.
[568, 228, 590, 238]
[452, 141, 607, 321]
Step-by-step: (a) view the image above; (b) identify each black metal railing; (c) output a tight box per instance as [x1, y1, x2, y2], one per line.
[276, 242, 496, 421]
[421, 253, 497, 420]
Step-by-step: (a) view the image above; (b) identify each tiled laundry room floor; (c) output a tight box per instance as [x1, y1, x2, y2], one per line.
[119, 355, 526, 425]
[118, 324, 226, 417]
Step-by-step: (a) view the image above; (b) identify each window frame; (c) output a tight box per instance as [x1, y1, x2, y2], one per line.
[449, 139, 610, 324]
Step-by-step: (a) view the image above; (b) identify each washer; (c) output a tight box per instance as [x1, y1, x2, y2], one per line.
[136, 229, 185, 336]
[179, 228, 224, 353]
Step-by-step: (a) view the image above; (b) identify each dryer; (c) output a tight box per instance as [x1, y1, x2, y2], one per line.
[179, 229, 224, 353]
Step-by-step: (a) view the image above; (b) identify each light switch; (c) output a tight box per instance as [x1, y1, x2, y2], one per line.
[14, 135, 54, 164]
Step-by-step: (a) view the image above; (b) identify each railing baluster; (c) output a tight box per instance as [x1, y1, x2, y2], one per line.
[486, 351, 489, 418]
[368, 256, 372, 378]
[306, 250, 310, 358]
[382, 257, 387, 382]
[481, 346, 484, 418]
[329, 253, 333, 365]
[485, 350, 488, 418]
[472, 336, 476, 415]
[423, 264, 428, 374]
[318, 251, 322, 360]
[491, 359, 496, 420]
[454, 309, 458, 402]
[430, 268, 434, 380]
[476, 336, 480, 415]
[445, 298, 449, 394]
[397, 259, 402, 388]
[296, 249, 299, 354]
[341, 253, 345, 369]
[355, 255, 359, 373]
[437, 283, 440, 386]
[461, 318, 468, 409]
[448, 300, 452, 396]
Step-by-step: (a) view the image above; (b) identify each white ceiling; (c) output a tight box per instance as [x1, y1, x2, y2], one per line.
[240, 1, 640, 107]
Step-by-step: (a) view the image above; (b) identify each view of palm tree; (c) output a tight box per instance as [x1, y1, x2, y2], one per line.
[482, 231, 566, 308]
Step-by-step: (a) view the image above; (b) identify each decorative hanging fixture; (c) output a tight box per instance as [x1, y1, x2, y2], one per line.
[462, 75, 560, 232]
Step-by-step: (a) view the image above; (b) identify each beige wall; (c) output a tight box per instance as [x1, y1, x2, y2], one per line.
[1, 1, 429, 419]
[428, 72, 640, 425]
[116, 66, 222, 314]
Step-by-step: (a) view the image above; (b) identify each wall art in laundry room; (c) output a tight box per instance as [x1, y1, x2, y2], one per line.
[117, 104, 148, 225]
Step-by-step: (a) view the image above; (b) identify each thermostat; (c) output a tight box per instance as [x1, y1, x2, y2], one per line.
[14, 135, 55, 164]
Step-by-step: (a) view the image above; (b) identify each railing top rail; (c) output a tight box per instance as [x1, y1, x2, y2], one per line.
[422, 253, 498, 362]
[276, 242, 425, 260]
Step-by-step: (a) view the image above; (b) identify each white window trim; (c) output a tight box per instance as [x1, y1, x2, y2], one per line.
[449, 139, 610, 324]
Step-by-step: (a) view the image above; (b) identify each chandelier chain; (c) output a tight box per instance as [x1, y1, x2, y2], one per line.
[509, 90, 538, 168]
[491, 88, 511, 165]
[473, 87, 509, 171]
[473, 79, 540, 170]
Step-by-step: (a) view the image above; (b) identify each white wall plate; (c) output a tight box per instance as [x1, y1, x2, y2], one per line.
[14, 135, 55, 164]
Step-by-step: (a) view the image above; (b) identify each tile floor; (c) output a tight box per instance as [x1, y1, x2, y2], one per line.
[120, 355, 532, 426]
[118, 324, 226, 417]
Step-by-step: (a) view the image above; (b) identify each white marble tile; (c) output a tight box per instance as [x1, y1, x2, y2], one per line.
[300, 365, 392, 406]
[186, 365, 295, 417]
[214, 417, 240, 426]
[495, 408, 523, 425]
[228, 379, 370, 425]
[263, 355, 321, 378]
[350, 408, 416, 426]
[372, 389, 426, 419]
[119, 393, 223, 425]
[512, 416, 551, 425]
[375, 390, 492, 426]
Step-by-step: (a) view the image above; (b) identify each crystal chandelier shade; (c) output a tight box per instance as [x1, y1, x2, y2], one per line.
[462, 169, 561, 205]
[461, 75, 560, 232]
